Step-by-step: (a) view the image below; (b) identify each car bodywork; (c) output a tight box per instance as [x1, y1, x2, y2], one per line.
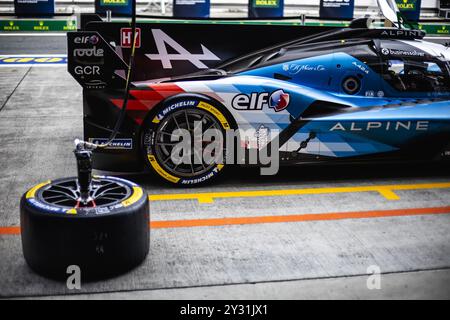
[68, 17, 450, 175]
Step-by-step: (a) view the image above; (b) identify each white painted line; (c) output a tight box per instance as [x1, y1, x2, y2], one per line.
[424, 37, 450, 40]
[0, 33, 67, 37]
[0, 54, 67, 57]
[0, 64, 66, 67]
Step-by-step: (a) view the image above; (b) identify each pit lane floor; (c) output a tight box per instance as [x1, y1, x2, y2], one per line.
[0, 66, 450, 299]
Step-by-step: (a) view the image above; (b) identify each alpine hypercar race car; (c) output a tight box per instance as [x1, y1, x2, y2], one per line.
[68, 11, 450, 186]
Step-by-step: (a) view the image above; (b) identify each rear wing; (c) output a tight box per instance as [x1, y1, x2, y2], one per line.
[67, 15, 335, 90]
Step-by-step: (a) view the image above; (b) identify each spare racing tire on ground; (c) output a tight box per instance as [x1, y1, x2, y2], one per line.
[20, 176, 149, 281]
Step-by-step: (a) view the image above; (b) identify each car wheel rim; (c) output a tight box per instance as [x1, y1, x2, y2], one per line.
[153, 108, 223, 178]
[39, 178, 132, 208]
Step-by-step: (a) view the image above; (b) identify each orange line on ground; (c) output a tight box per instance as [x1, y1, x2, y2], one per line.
[0, 227, 20, 235]
[1, 206, 449, 235]
[149, 206, 450, 229]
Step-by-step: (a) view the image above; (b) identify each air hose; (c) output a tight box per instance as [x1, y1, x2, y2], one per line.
[75, 0, 138, 151]
[73, 1, 138, 201]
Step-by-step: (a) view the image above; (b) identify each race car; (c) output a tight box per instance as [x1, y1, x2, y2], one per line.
[68, 7, 450, 186]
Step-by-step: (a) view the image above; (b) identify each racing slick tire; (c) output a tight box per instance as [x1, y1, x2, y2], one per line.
[142, 95, 235, 186]
[20, 176, 149, 281]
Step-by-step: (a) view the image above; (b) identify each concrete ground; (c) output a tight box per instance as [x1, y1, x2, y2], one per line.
[0, 35, 450, 299]
[30, 269, 450, 300]
[0, 33, 67, 55]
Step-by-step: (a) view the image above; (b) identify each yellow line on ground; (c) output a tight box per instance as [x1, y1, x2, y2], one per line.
[148, 182, 450, 204]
